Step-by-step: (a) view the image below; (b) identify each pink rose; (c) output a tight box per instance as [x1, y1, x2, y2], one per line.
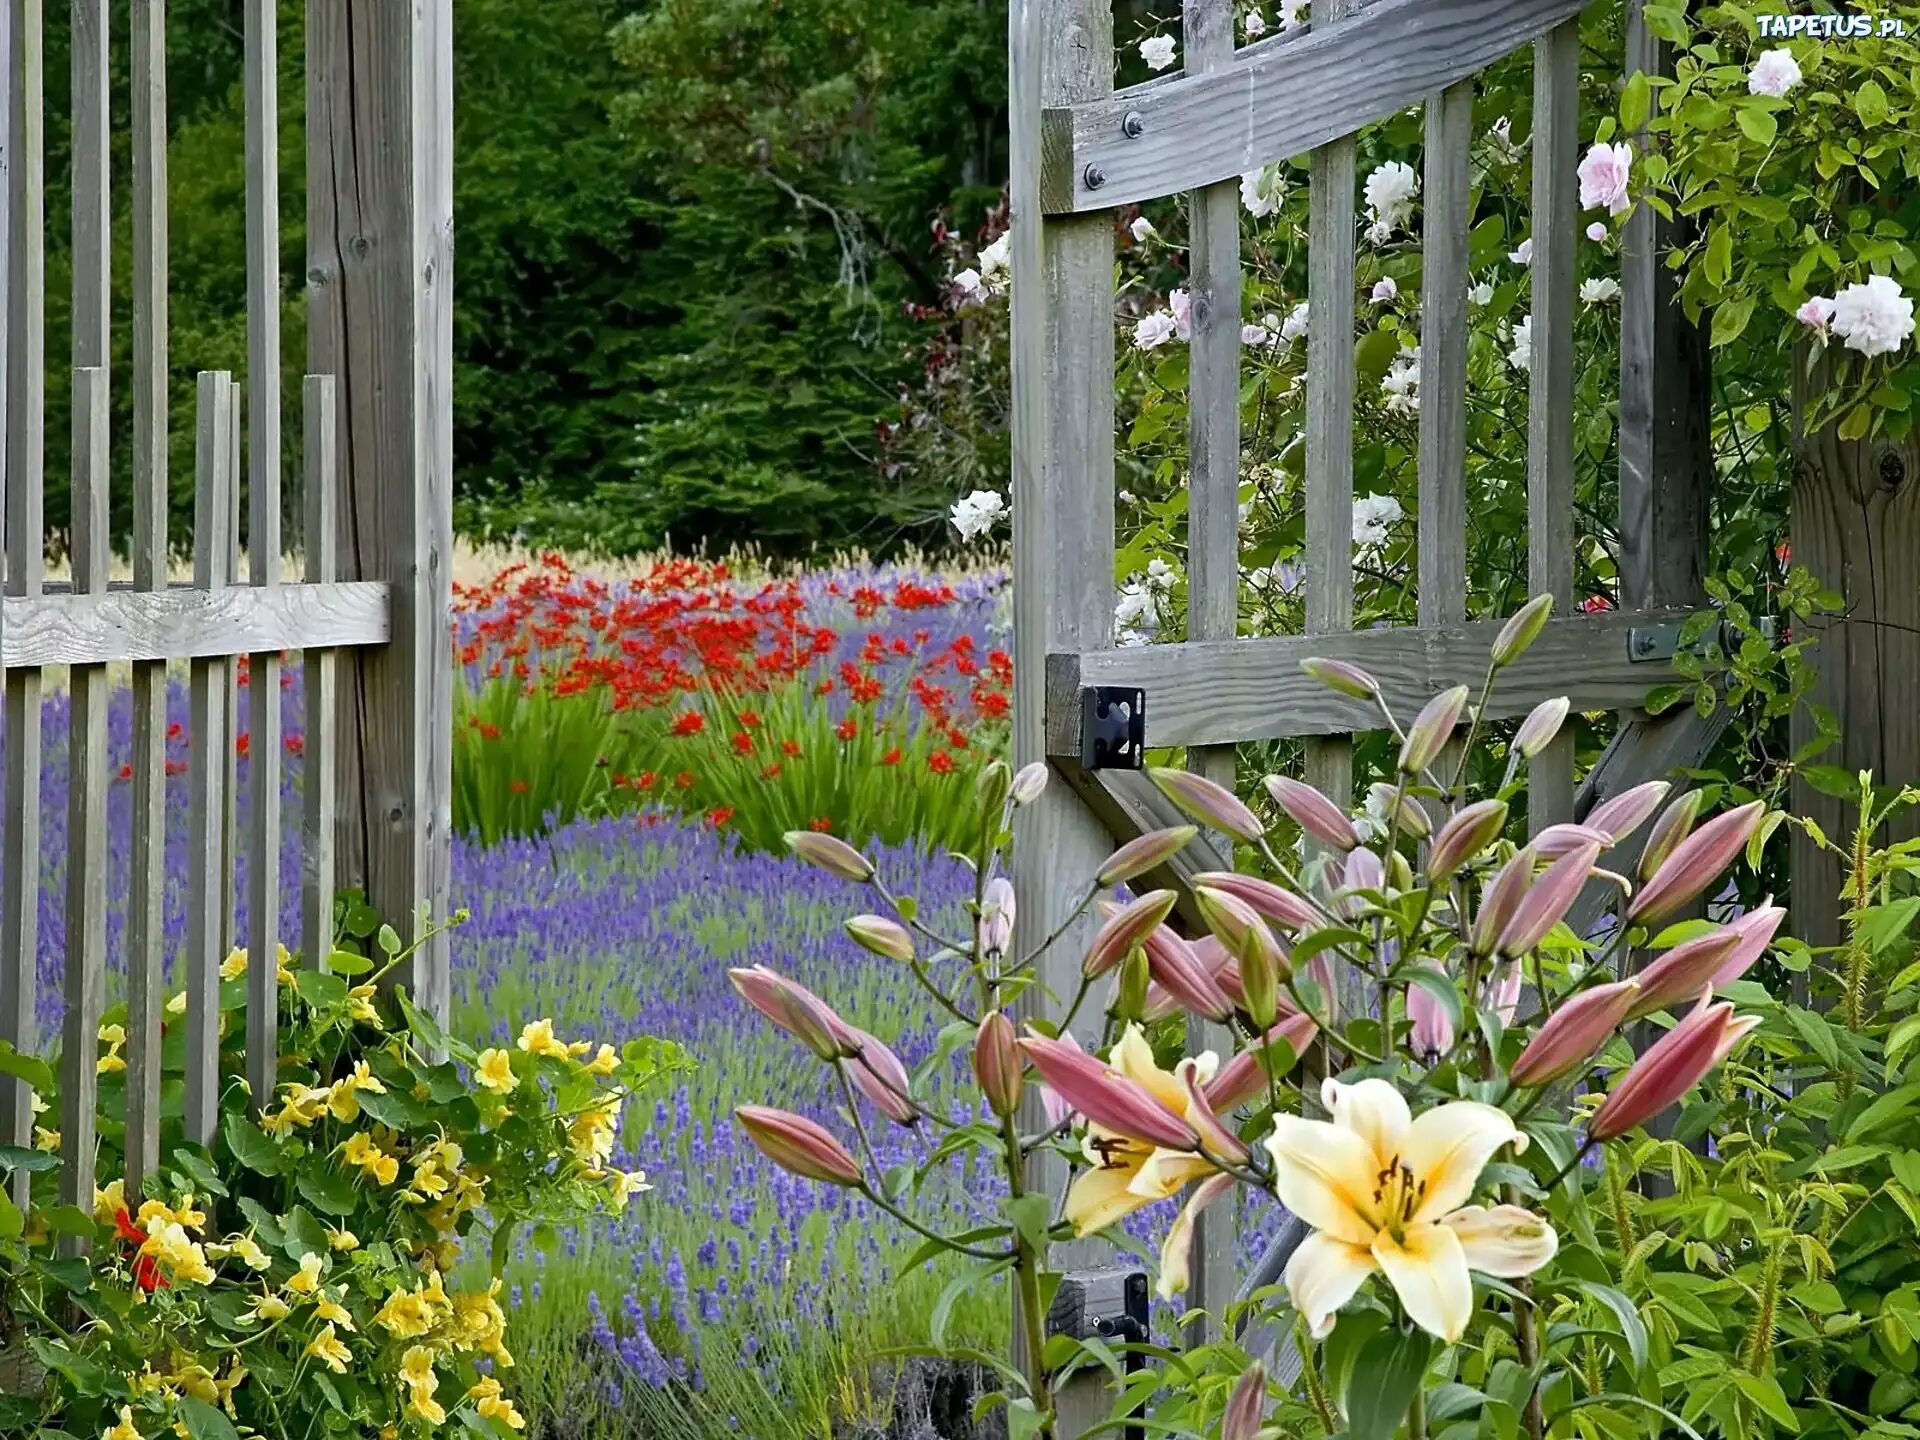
[1577, 141, 1633, 216]
[1797, 296, 1835, 338]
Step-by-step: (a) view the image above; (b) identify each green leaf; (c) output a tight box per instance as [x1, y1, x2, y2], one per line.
[0, 1144, 58, 1173]
[1799, 764, 1859, 802]
[1855, 79, 1890, 126]
[1735, 104, 1777, 147]
[1709, 295, 1755, 348]
[325, 949, 375, 977]
[1577, 1281, 1649, 1376]
[1837, 405, 1871, 442]
[28, 1339, 108, 1397]
[0, 1044, 55, 1095]
[1354, 329, 1403, 381]
[38, 1205, 97, 1240]
[1843, 1082, 1920, 1142]
[223, 1111, 285, 1176]
[296, 970, 350, 1011]
[178, 1397, 243, 1440]
[1620, 70, 1650, 132]
[1704, 225, 1732, 288]
[296, 1164, 363, 1218]
[377, 923, 404, 957]
[1345, 1327, 1433, 1440]
[1405, 966, 1464, 1038]
[397, 988, 455, 1057]
[1640, 3, 1687, 42]
[0, 1188, 21, 1242]
[282, 1204, 331, 1258]
[931, 1258, 1012, 1353]
[1003, 1194, 1052, 1253]
[1729, 1371, 1800, 1430]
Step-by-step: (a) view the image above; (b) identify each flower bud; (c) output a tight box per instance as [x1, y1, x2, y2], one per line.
[1151, 768, 1265, 842]
[1179, 1059, 1249, 1165]
[1636, 790, 1706, 884]
[1589, 995, 1760, 1141]
[1190, 871, 1321, 930]
[729, 966, 853, 1061]
[1222, 1363, 1269, 1440]
[1366, 781, 1430, 839]
[977, 876, 1016, 959]
[845, 914, 915, 963]
[1486, 959, 1523, 1026]
[844, 1029, 918, 1126]
[1583, 779, 1670, 845]
[972, 1012, 1023, 1117]
[1628, 801, 1766, 925]
[1139, 922, 1237, 1023]
[975, 759, 1012, 814]
[1513, 696, 1570, 759]
[1407, 963, 1455, 1061]
[1084, 891, 1180, 977]
[1010, 761, 1050, 806]
[1531, 823, 1612, 859]
[1469, 845, 1536, 957]
[1299, 657, 1380, 701]
[1117, 947, 1152, 1023]
[1400, 686, 1470, 775]
[1342, 846, 1385, 894]
[737, 1106, 864, 1186]
[1263, 775, 1356, 852]
[1018, 1031, 1199, 1150]
[1205, 1014, 1316, 1109]
[1508, 979, 1639, 1086]
[1710, 902, 1787, 987]
[1428, 799, 1509, 880]
[784, 831, 874, 883]
[1194, 888, 1283, 1027]
[1498, 842, 1600, 955]
[1626, 929, 1744, 1018]
[1098, 827, 1198, 887]
[1491, 593, 1555, 668]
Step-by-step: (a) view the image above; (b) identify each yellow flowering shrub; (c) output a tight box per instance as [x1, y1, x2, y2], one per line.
[0, 913, 686, 1439]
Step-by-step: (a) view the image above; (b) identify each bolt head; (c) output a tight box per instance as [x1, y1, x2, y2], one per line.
[1121, 111, 1145, 139]
[1083, 163, 1106, 190]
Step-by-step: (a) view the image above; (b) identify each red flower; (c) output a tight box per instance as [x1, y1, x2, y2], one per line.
[1580, 594, 1614, 613]
[835, 719, 859, 741]
[761, 762, 783, 779]
[739, 710, 763, 730]
[675, 771, 696, 790]
[881, 747, 903, 767]
[284, 734, 305, 757]
[166, 722, 183, 741]
[1775, 539, 1792, 568]
[638, 772, 658, 791]
[235, 732, 251, 758]
[928, 751, 954, 775]
[165, 760, 187, 777]
[113, 1209, 167, 1292]
[509, 779, 531, 795]
[671, 711, 706, 737]
[781, 739, 802, 758]
[730, 731, 754, 755]
[706, 806, 735, 827]
[117, 763, 133, 781]
[808, 816, 834, 832]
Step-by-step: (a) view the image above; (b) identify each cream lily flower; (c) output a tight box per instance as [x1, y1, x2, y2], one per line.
[1268, 1078, 1557, 1342]
[1064, 1025, 1219, 1236]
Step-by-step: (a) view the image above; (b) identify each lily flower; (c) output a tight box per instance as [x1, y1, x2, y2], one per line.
[1269, 1079, 1556, 1341]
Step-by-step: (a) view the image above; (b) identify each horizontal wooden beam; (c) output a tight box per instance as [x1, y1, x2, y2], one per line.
[1056, 760, 1231, 932]
[1040, 0, 1584, 213]
[1046, 610, 1693, 753]
[2, 581, 391, 668]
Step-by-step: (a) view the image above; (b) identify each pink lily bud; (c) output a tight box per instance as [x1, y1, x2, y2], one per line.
[1099, 827, 1199, 887]
[1532, 823, 1612, 859]
[736, 1106, 864, 1186]
[975, 759, 1013, 813]
[1263, 775, 1357, 852]
[1222, 1363, 1269, 1440]
[844, 1028, 918, 1126]
[1342, 846, 1386, 894]
[1636, 790, 1706, 884]
[1589, 995, 1760, 1140]
[1034, 1031, 1084, 1129]
[972, 1012, 1023, 1118]
[1299, 657, 1380, 701]
[1196, 889, 1284, 1026]
[1366, 782, 1430, 839]
[1118, 947, 1153, 1023]
[1470, 845, 1537, 957]
[1508, 979, 1639, 1086]
[1150, 767, 1266, 843]
[977, 876, 1016, 959]
[784, 830, 875, 882]
[1626, 929, 1744, 1019]
[1300, 952, 1339, 1025]
[1407, 963, 1455, 1061]
[845, 914, 915, 963]
[729, 966, 852, 1061]
[1190, 871, 1322, 930]
[1179, 1059, 1250, 1163]
[1429, 799, 1510, 880]
[1400, 685, 1471, 775]
[1628, 801, 1767, 925]
[1514, 696, 1571, 759]
[1711, 903, 1787, 986]
[1010, 761, 1050, 806]
[1206, 1013, 1317, 1109]
[1084, 891, 1180, 978]
[1491, 593, 1555, 668]
[1487, 960, 1523, 1026]
[1583, 780, 1670, 845]
[1018, 1033, 1199, 1151]
[1139, 922, 1237, 1023]
[1498, 842, 1601, 956]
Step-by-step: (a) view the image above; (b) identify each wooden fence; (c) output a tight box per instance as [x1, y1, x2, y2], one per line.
[0, 0, 453, 1208]
[1008, 0, 1721, 1420]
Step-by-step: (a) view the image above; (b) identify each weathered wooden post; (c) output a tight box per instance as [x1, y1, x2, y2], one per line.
[307, 0, 456, 1018]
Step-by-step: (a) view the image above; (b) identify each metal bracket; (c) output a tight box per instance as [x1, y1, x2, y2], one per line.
[1080, 686, 1146, 770]
[1048, 1268, 1150, 1440]
[1626, 613, 1777, 664]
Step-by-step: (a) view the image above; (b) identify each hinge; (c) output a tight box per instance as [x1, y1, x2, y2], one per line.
[1626, 614, 1777, 663]
[1081, 686, 1146, 770]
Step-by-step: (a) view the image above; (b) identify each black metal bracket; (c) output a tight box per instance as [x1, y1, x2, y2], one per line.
[1080, 686, 1146, 771]
[1047, 1268, 1150, 1440]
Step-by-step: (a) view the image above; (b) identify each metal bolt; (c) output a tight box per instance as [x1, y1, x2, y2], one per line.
[1083, 163, 1106, 191]
[1121, 111, 1145, 139]
[1633, 630, 1658, 656]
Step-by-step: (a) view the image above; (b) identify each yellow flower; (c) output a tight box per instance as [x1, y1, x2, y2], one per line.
[137, 1196, 207, 1234]
[165, 990, 187, 1016]
[242, 1293, 291, 1323]
[342, 1132, 400, 1186]
[215, 1359, 246, 1417]
[375, 1287, 433, 1340]
[98, 1022, 126, 1045]
[1267, 1079, 1556, 1343]
[315, 1292, 355, 1330]
[586, 1043, 619, 1076]
[275, 942, 297, 983]
[326, 1060, 388, 1122]
[608, 1169, 651, 1205]
[327, 1227, 360, 1251]
[516, 1018, 570, 1058]
[475, 1048, 517, 1093]
[568, 1099, 621, 1169]
[139, 1221, 216, 1286]
[219, 948, 249, 980]
[34, 1126, 59, 1152]
[406, 1385, 447, 1426]
[304, 1322, 352, 1374]
[96, 1021, 128, 1075]
[228, 1234, 271, 1270]
[399, 1346, 437, 1388]
[567, 1039, 593, 1057]
[347, 984, 381, 1025]
[468, 1376, 527, 1431]
[93, 1177, 126, 1226]
[104, 1404, 144, 1440]
[171, 1364, 218, 1405]
[263, 1082, 332, 1139]
[284, 1252, 325, 1295]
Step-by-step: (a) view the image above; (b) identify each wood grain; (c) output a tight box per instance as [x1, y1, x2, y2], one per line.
[1418, 81, 1472, 626]
[60, 368, 110, 1245]
[1525, 21, 1578, 831]
[1041, 0, 1585, 212]
[1, 581, 390, 667]
[126, 0, 170, 1191]
[302, 377, 340, 970]
[1046, 611, 1692, 752]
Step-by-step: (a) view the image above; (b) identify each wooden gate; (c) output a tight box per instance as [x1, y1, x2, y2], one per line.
[1008, 0, 1719, 1412]
[0, 0, 452, 1210]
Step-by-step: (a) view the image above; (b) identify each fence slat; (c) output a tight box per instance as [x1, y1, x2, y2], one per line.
[1, 0, 47, 1202]
[1526, 20, 1579, 831]
[245, 0, 284, 1107]
[61, 369, 110, 1244]
[1304, 0, 1361, 1014]
[1180, 0, 1242, 1341]
[186, 372, 235, 1145]
[126, 0, 170, 1194]
[223, 380, 242, 958]
[302, 376, 339, 971]
[1418, 81, 1472, 628]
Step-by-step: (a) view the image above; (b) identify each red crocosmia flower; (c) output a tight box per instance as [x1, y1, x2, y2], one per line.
[928, 751, 954, 775]
[738, 710, 762, 730]
[675, 771, 696, 790]
[809, 816, 834, 832]
[285, 734, 305, 757]
[706, 806, 735, 827]
[881, 747, 903, 767]
[165, 760, 188, 777]
[117, 763, 133, 781]
[166, 722, 183, 741]
[730, 731, 754, 755]
[639, 772, 658, 791]
[761, 762, 783, 780]
[835, 719, 859, 741]
[781, 740, 802, 758]
[672, 712, 705, 737]
[509, 779, 531, 795]
[235, 732, 251, 758]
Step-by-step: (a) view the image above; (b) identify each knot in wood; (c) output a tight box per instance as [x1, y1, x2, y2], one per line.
[349, 233, 372, 259]
[1880, 451, 1906, 491]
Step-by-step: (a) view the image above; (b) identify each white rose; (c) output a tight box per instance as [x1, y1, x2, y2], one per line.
[1243, 9, 1267, 37]
[1747, 48, 1802, 98]
[949, 490, 1008, 542]
[1351, 493, 1404, 547]
[1133, 312, 1179, 351]
[1579, 276, 1621, 305]
[1507, 314, 1534, 375]
[1509, 237, 1534, 266]
[1829, 274, 1915, 358]
[1130, 216, 1156, 244]
[1468, 281, 1494, 306]
[1139, 34, 1177, 71]
[1370, 276, 1398, 304]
